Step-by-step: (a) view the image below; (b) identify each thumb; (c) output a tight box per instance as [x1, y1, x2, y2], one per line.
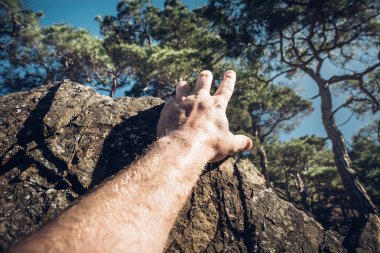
[229, 134, 253, 153]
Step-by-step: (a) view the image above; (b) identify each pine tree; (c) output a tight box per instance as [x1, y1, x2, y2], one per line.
[204, 0, 380, 215]
[0, 1, 109, 93]
[97, 0, 226, 97]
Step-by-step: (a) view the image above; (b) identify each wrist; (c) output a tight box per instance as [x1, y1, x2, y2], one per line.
[157, 129, 215, 163]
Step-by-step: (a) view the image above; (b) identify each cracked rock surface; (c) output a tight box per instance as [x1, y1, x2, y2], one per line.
[0, 82, 163, 251]
[0, 81, 361, 252]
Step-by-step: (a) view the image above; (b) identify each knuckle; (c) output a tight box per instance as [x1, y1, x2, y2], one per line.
[197, 101, 207, 111]
[215, 96, 227, 108]
[228, 146, 238, 155]
[214, 118, 226, 130]
[219, 82, 234, 92]
[177, 80, 188, 86]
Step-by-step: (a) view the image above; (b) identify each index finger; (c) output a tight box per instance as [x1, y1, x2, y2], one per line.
[214, 70, 236, 102]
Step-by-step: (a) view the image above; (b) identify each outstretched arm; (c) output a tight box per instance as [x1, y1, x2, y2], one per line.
[10, 70, 252, 253]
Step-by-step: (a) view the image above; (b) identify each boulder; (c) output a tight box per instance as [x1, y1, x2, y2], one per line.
[0, 81, 348, 252]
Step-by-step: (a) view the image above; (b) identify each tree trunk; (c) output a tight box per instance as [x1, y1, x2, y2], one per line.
[338, 191, 348, 220]
[296, 172, 309, 210]
[110, 77, 118, 98]
[251, 117, 270, 188]
[318, 84, 377, 215]
[258, 143, 270, 188]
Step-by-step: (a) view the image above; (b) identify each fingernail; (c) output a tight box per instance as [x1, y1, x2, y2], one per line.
[224, 70, 235, 79]
[245, 139, 253, 150]
[199, 70, 212, 78]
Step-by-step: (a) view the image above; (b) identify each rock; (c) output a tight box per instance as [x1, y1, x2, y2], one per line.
[165, 158, 344, 253]
[0, 81, 348, 252]
[354, 214, 380, 253]
[0, 81, 163, 252]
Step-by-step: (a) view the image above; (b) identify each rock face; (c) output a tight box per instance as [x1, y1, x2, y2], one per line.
[355, 214, 380, 253]
[165, 158, 344, 253]
[0, 81, 362, 252]
[0, 82, 163, 252]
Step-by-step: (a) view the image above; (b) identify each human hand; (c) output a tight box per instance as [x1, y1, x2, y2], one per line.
[157, 70, 252, 162]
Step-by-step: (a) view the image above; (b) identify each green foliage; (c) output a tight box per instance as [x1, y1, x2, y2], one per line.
[340, 69, 380, 115]
[203, 0, 380, 114]
[98, 0, 225, 96]
[0, 0, 44, 92]
[350, 121, 380, 205]
[0, 0, 42, 47]
[0, 1, 111, 92]
[41, 25, 110, 84]
[228, 67, 313, 151]
[267, 136, 352, 226]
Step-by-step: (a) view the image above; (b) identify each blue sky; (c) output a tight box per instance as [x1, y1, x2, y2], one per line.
[24, 0, 206, 37]
[23, 0, 379, 144]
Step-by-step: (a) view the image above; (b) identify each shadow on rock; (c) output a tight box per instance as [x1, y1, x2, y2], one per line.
[89, 104, 163, 188]
[1, 83, 87, 195]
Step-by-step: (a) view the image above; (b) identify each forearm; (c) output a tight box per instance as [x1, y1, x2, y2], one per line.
[11, 131, 211, 253]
